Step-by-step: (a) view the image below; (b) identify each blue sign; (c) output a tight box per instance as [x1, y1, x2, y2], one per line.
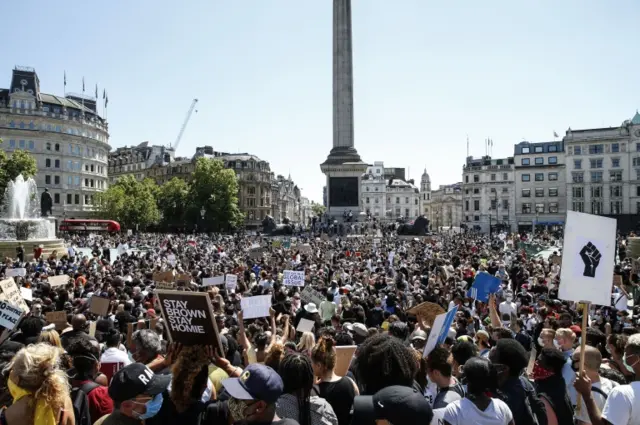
[467, 272, 501, 302]
[437, 306, 458, 344]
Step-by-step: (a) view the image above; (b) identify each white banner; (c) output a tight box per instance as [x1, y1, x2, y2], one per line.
[6, 268, 26, 278]
[202, 276, 225, 286]
[283, 270, 305, 287]
[241, 295, 271, 319]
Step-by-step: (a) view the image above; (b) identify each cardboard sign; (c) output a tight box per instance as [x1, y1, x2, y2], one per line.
[89, 296, 110, 316]
[296, 318, 315, 333]
[249, 248, 264, 260]
[334, 345, 357, 376]
[202, 276, 225, 287]
[48, 275, 70, 287]
[283, 270, 305, 287]
[156, 281, 176, 290]
[153, 271, 174, 283]
[241, 295, 272, 320]
[559, 211, 616, 307]
[156, 290, 223, 353]
[20, 287, 32, 302]
[46, 311, 67, 329]
[0, 278, 29, 312]
[300, 286, 323, 306]
[407, 301, 445, 326]
[0, 301, 23, 330]
[175, 274, 192, 284]
[225, 274, 238, 292]
[6, 268, 26, 278]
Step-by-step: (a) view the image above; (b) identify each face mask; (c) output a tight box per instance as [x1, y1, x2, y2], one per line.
[537, 337, 544, 347]
[464, 303, 469, 307]
[228, 397, 250, 421]
[506, 297, 513, 302]
[434, 290, 440, 295]
[553, 339, 561, 349]
[532, 362, 555, 381]
[132, 393, 163, 420]
[623, 354, 638, 374]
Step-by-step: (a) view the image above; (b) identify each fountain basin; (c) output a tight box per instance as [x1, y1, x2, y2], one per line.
[0, 238, 66, 262]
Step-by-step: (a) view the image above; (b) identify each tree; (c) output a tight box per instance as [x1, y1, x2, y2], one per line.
[188, 157, 243, 231]
[0, 148, 38, 206]
[156, 177, 189, 230]
[311, 203, 326, 217]
[94, 175, 160, 230]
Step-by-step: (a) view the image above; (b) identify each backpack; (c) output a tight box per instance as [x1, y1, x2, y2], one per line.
[71, 381, 100, 425]
[519, 377, 548, 425]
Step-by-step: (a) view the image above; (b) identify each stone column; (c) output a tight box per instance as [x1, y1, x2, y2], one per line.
[333, 0, 354, 150]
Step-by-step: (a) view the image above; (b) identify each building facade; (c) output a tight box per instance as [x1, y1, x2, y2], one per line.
[361, 161, 420, 221]
[461, 156, 516, 233]
[0, 66, 109, 218]
[272, 174, 301, 224]
[108, 142, 173, 183]
[361, 162, 387, 218]
[429, 183, 464, 230]
[513, 141, 566, 233]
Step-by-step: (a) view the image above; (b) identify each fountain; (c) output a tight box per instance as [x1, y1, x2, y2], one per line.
[0, 175, 64, 259]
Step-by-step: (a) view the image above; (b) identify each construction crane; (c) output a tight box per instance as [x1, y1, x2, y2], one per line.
[171, 98, 198, 151]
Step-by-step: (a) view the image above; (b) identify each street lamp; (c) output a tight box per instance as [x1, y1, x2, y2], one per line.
[200, 207, 206, 219]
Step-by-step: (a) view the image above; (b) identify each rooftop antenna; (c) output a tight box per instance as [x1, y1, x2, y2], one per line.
[466, 135, 469, 158]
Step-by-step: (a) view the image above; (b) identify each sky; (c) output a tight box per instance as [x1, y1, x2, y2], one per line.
[3, 1, 640, 203]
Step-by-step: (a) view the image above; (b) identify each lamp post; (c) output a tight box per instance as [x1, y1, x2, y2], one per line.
[200, 207, 206, 233]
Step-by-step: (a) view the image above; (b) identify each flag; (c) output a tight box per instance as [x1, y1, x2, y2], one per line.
[437, 306, 459, 344]
[95, 84, 98, 99]
[64, 71, 66, 87]
[105, 93, 108, 108]
[467, 272, 501, 302]
[102, 89, 106, 100]
[554, 131, 559, 138]
[82, 77, 85, 92]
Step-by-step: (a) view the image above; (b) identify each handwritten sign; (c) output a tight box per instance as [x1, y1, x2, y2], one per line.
[283, 270, 305, 287]
[48, 275, 70, 287]
[88, 296, 110, 316]
[5, 268, 26, 278]
[203, 276, 225, 286]
[0, 301, 23, 330]
[296, 318, 315, 333]
[300, 286, 323, 306]
[241, 295, 272, 320]
[225, 274, 238, 292]
[0, 278, 28, 311]
[20, 287, 32, 302]
[46, 311, 67, 329]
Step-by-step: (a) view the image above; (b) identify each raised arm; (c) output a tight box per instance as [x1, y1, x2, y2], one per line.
[236, 310, 250, 350]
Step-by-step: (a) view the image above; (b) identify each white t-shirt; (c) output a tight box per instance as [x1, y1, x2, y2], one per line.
[575, 377, 617, 424]
[499, 301, 517, 318]
[100, 347, 132, 366]
[443, 398, 513, 425]
[601, 381, 640, 425]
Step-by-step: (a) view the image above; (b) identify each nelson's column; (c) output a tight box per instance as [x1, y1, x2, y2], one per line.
[320, 0, 368, 221]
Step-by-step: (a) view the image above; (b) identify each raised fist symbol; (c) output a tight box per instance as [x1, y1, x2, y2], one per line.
[579, 242, 601, 278]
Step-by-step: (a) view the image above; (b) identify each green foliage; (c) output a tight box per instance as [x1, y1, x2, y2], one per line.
[187, 157, 244, 231]
[311, 203, 326, 217]
[0, 149, 38, 206]
[94, 175, 160, 230]
[156, 177, 189, 228]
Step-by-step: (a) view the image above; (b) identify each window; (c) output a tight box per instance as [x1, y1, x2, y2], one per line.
[612, 143, 620, 153]
[54, 194, 60, 204]
[534, 146, 543, 153]
[46, 142, 51, 151]
[503, 173, 508, 180]
[465, 175, 469, 183]
[573, 201, 584, 212]
[84, 179, 89, 187]
[575, 146, 582, 155]
[549, 173, 558, 181]
[610, 171, 623, 181]
[535, 203, 545, 213]
[28, 141, 34, 150]
[548, 156, 557, 164]
[589, 144, 604, 154]
[85, 195, 90, 205]
[8, 140, 15, 148]
[572, 187, 584, 198]
[521, 158, 530, 166]
[55, 143, 60, 152]
[612, 158, 620, 168]
[473, 188, 479, 194]
[572, 172, 584, 183]
[535, 188, 544, 197]
[637, 186, 640, 197]
[491, 174, 496, 181]
[19, 140, 25, 149]
[591, 171, 603, 182]
[465, 200, 469, 211]
[66, 194, 72, 204]
[45, 175, 51, 185]
[54, 176, 60, 185]
[473, 175, 479, 183]
[535, 157, 544, 165]
[591, 201, 603, 215]
[535, 173, 544, 181]
[502, 187, 508, 193]
[474, 216, 480, 221]
[610, 185, 622, 197]
[590, 159, 603, 169]
[522, 203, 531, 214]
[490, 199, 497, 210]
[549, 188, 558, 197]
[549, 203, 559, 213]
[75, 194, 80, 205]
[54, 159, 60, 168]
[45, 159, 51, 168]
[396, 197, 399, 204]
[574, 159, 582, 169]
[549, 145, 558, 152]
[405, 197, 409, 203]
[522, 189, 531, 197]
[522, 147, 530, 154]
[522, 174, 530, 182]
[591, 186, 603, 198]
[75, 176, 80, 186]
[474, 200, 480, 211]
[502, 199, 509, 209]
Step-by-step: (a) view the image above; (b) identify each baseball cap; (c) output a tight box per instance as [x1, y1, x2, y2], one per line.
[108, 363, 171, 403]
[352, 385, 433, 425]
[352, 322, 368, 337]
[410, 329, 427, 341]
[222, 364, 283, 404]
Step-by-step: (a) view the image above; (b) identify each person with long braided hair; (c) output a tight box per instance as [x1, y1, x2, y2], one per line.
[276, 353, 338, 425]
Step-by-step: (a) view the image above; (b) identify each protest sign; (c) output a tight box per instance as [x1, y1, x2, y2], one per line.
[202, 276, 225, 287]
[225, 274, 238, 292]
[156, 290, 223, 353]
[407, 301, 445, 326]
[334, 345, 357, 376]
[0, 301, 23, 330]
[153, 271, 174, 283]
[5, 268, 26, 278]
[249, 248, 264, 260]
[300, 286, 323, 306]
[20, 287, 32, 302]
[46, 311, 67, 329]
[89, 296, 110, 316]
[48, 275, 70, 288]
[296, 318, 315, 333]
[167, 254, 176, 266]
[156, 281, 176, 290]
[467, 272, 501, 303]
[272, 240, 282, 248]
[283, 270, 305, 287]
[298, 244, 312, 254]
[0, 278, 29, 312]
[423, 306, 458, 358]
[241, 295, 271, 320]
[175, 274, 192, 284]
[559, 211, 616, 307]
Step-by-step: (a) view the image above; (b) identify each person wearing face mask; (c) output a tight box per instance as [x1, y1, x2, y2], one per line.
[98, 363, 170, 425]
[574, 333, 640, 425]
[475, 330, 491, 357]
[553, 328, 577, 404]
[537, 328, 556, 352]
[498, 294, 517, 319]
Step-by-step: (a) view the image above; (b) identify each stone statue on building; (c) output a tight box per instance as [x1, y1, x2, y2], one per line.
[261, 215, 293, 236]
[397, 215, 430, 236]
[40, 189, 53, 217]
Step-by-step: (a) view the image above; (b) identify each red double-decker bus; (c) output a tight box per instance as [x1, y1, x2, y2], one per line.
[59, 219, 121, 233]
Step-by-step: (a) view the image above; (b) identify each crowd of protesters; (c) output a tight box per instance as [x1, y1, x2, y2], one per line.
[0, 226, 639, 425]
